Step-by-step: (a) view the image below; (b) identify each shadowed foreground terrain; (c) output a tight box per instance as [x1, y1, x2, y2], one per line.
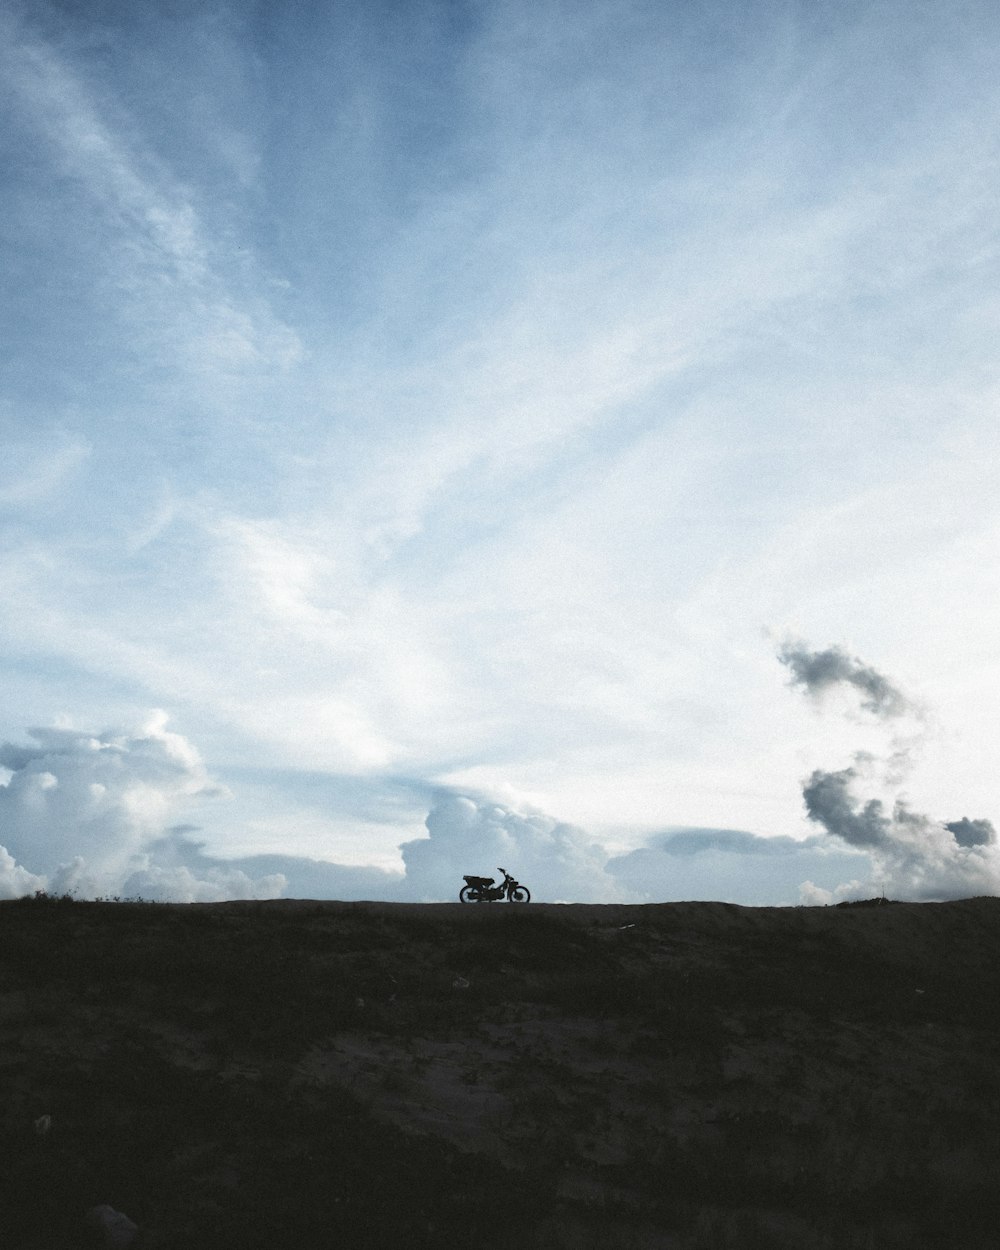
[4, 895, 1000, 1248]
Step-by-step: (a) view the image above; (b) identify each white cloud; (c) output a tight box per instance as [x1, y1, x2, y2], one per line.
[606, 828, 872, 907]
[399, 793, 621, 903]
[120, 863, 286, 905]
[0, 845, 45, 900]
[0, 714, 284, 900]
[1, 1, 999, 889]
[798, 880, 833, 906]
[0, 707, 915, 907]
[797, 879, 869, 907]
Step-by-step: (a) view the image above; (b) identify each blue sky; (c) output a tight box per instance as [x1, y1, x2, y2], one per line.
[2, 0, 999, 903]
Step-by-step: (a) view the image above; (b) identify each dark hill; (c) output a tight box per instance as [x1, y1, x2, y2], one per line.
[3, 895, 1000, 1248]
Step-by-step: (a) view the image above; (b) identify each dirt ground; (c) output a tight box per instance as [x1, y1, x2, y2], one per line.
[3, 894, 1000, 1247]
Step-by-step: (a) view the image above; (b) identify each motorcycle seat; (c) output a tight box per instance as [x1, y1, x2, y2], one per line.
[463, 875, 494, 887]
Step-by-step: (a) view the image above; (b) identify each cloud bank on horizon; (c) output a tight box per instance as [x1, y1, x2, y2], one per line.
[0, 716, 285, 902]
[2, 1, 999, 902]
[0, 707, 866, 904]
[3, 637, 992, 904]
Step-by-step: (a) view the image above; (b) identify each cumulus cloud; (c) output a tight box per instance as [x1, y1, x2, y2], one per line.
[191, 808, 868, 907]
[944, 817, 996, 848]
[802, 759, 892, 849]
[105, 792, 622, 904]
[2, 701, 938, 906]
[0, 706, 883, 905]
[778, 641, 914, 719]
[0, 723, 623, 902]
[785, 643, 999, 901]
[802, 758, 1000, 900]
[0, 845, 46, 900]
[0, 715, 280, 900]
[797, 879, 868, 907]
[399, 794, 619, 903]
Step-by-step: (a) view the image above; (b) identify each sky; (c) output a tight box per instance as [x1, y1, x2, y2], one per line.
[2, 0, 999, 904]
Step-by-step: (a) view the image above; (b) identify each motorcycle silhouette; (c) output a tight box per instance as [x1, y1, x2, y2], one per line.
[459, 867, 531, 903]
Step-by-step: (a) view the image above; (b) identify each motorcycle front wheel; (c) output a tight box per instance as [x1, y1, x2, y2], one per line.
[459, 885, 476, 903]
[509, 887, 530, 903]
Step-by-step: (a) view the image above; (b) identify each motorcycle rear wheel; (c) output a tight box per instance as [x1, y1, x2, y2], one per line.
[459, 885, 476, 903]
[509, 887, 530, 902]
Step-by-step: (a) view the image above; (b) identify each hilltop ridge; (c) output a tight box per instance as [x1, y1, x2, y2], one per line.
[3, 896, 1000, 1248]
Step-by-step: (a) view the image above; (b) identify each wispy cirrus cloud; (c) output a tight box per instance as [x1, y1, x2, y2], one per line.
[1, 1, 999, 889]
[0, 5, 301, 382]
[0, 433, 90, 509]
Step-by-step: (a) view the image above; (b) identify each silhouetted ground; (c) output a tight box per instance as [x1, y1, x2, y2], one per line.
[3, 894, 1000, 1248]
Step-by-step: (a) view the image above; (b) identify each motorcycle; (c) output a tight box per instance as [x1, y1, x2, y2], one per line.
[459, 867, 531, 903]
